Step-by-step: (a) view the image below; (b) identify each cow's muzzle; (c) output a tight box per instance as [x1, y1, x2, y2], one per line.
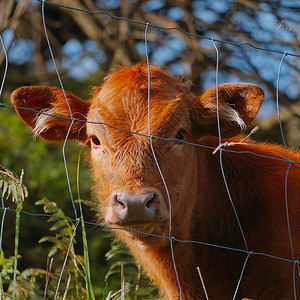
[105, 188, 169, 225]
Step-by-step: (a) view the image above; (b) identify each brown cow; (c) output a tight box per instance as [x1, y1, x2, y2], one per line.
[11, 64, 300, 299]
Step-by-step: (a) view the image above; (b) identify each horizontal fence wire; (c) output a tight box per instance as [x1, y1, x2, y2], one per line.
[35, 0, 300, 58]
[0, 0, 300, 299]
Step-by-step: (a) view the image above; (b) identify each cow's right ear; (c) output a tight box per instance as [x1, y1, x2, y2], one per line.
[191, 83, 264, 138]
[11, 86, 91, 142]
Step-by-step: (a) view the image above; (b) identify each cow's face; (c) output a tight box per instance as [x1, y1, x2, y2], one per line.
[11, 63, 264, 248]
[85, 65, 194, 246]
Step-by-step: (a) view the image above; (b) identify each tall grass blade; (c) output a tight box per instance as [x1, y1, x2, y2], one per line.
[62, 274, 71, 300]
[121, 263, 125, 300]
[77, 153, 95, 300]
[12, 169, 24, 298]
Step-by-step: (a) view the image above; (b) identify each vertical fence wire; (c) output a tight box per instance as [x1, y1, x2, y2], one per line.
[54, 219, 80, 300]
[211, 39, 249, 256]
[0, 206, 6, 253]
[0, 33, 8, 253]
[212, 39, 222, 146]
[41, 0, 78, 221]
[145, 23, 182, 300]
[41, 0, 73, 119]
[0, 33, 9, 300]
[233, 251, 252, 300]
[293, 260, 299, 300]
[276, 52, 297, 299]
[41, 2, 80, 296]
[0, 35, 8, 100]
[276, 53, 294, 258]
[212, 38, 249, 297]
[276, 53, 289, 159]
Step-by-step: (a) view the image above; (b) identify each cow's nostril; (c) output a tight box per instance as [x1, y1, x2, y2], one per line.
[145, 192, 155, 208]
[117, 200, 126, 209]
[116, 193, 126, 209]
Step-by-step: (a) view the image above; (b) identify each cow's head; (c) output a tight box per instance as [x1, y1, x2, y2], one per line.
[11, 64, 264, 247]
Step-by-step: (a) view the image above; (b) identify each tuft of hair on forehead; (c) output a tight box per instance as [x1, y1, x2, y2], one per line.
[100, 63, 190, 97]
[86, 64, 194, 148]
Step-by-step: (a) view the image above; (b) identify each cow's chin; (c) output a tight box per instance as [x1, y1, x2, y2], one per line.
[113, 221, 169, 249]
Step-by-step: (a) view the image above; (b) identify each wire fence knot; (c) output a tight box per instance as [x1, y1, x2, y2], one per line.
[213, 142, 228, 155]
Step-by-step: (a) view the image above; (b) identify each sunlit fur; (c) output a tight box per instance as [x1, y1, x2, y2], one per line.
[12, 64, 300, 299]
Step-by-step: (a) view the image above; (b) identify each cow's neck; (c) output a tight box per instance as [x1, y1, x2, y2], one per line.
[126, 144, 201, 299]
[189, 136, 263, 297]
[126, 145, 204, 299]
[128, 240, 203, 299]
[196, 136, 261, 241]
[141, 136, 263, 299]
[127, 136, 263, 299]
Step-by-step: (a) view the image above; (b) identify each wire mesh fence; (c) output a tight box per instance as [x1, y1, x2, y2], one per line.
[0, 1, 300, 299]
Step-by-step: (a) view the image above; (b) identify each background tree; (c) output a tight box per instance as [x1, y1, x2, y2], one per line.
[0, 0, 299, 298]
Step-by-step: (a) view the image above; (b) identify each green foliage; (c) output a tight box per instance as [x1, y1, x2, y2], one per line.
[0, 189, 95, 299]
[35, 197, 88, 299]
[0, 164, 28, 203]
[6, 268, 48, 299]
[0, 167, 46, 300]
[0, 193, 157, 299]
[0, 250, 21, 292]
[104, 242, 159, 299]
[36, 198, 75, 258]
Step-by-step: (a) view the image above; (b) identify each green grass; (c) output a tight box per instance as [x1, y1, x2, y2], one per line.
[12, 170, 24, 298]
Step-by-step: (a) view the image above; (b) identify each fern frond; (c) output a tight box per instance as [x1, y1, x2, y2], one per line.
[0, 164, 28, 202]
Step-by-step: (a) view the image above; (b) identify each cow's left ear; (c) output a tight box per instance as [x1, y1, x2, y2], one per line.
[192, 82, 264, 138]
[11, 86, 91, 142]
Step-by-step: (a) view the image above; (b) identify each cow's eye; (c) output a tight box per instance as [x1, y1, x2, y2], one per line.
[91, 136, 101, 146]
[175, 129, 185, 140]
